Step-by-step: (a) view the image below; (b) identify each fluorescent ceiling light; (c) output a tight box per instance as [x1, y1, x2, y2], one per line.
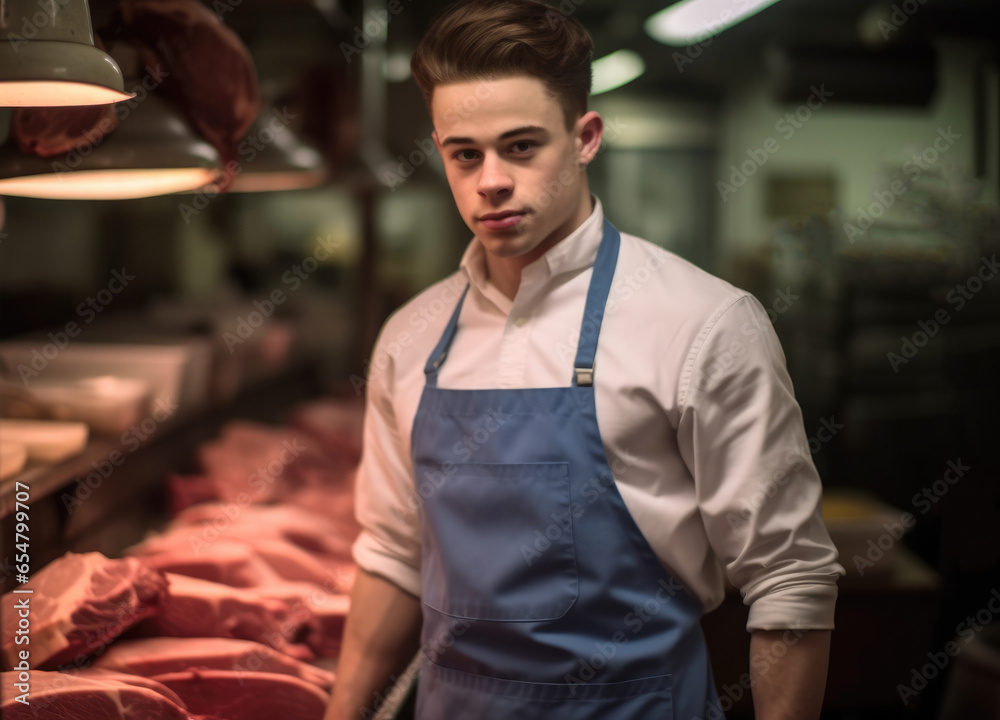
[646, 0, 783, 46]
[592, 50, 645, 95]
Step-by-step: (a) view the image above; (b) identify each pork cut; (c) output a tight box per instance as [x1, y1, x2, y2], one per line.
[0, 552, 168, 670]
[133, 573, 313, 660]
[292, 397, 365, 464]
[173, 502, 357, 560]
[0, 669, 219, 720]
[131, 538, 281, 588]
[152, 669, 330, 720]
[254, 586, 350, 659]
[66, 667, 188, 707]
[132, 528, 354, 588]
[92, 637, 335, 689]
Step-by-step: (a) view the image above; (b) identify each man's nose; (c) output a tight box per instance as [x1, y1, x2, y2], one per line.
[477, 154, 513, 198]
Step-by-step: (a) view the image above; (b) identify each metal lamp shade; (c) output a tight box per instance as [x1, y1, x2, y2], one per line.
[226, 112, 326, 193]
[0, 89, 222, 199]
[0, 0, 133, 106]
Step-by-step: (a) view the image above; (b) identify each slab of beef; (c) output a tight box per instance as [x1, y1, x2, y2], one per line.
[172, 502, 357, 561]
[0, 669, 219, 720]
[133, 573, 313, 660]
[133, 528, 353, 588]
[168, 419, 360, 514]
[152, 669, 330, 720]
[92, 637, 334, 689]
[131, 538, 281, 588]
[254, 586, 350, 659]
[291, 397, 365, 464]
[66, 667, 188, 707]
[0, 552, 168, 670]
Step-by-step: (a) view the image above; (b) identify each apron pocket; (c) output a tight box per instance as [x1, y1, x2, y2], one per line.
[420, 462, 578, 621]
[419, 660, 673, 719]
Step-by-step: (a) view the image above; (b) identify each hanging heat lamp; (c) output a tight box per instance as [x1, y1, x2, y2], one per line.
[0, 0, 133, 106]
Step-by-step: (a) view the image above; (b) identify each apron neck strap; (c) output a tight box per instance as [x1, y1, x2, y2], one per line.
[573, 218, 620, 386]
[422, 219, 621, 388]
[424, 283, 471, 387]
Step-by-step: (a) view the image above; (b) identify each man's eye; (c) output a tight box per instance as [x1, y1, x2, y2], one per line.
[455, 149, 479, 161]
[511, 141, 535, 153]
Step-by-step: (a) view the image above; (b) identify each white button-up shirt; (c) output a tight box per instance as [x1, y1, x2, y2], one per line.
[353, 198, 844, 631]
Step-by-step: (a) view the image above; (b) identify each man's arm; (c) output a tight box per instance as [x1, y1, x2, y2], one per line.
[324, 569, 422, 720]
[750, 629, 831, 720]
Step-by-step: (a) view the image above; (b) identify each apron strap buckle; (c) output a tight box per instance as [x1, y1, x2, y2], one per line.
[575, 367, 594, 387]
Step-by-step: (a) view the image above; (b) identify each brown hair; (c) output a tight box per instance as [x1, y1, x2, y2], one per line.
[410, 0, 593, 129]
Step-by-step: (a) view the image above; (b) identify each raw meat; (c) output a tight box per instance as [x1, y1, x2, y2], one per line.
[12, 104, 119, 158]
[121, 0, 259, 185]
[0, 552, 168, 670]
[292, 397, 365, 464]
[133, 573, 313, 660]
[167, 418, 360, 513]
[133, 527, 353, 588]
[0, 669, 217, 720]
[92, 637, 334, 689]
[173, 503, 357, 560]
[66, 667, 188, 706]
[254, 587, 350, 659]
[152, 669, 330, 720]
[131, 538, 281, 588]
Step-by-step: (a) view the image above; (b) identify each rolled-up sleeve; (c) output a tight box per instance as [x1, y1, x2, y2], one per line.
[351, 329, 423, 598]
[679, 295, 845, 631]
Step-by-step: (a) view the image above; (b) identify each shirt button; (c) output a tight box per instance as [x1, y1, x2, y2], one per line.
[514, 316, 528, 328]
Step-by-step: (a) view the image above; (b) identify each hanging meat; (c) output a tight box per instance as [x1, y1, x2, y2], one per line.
[121, 0, 260, 186]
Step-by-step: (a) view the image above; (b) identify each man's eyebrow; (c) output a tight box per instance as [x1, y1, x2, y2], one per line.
[438, 126, 548, 147]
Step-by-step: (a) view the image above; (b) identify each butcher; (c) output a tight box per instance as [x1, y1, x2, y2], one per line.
[325, 1, 844, 718]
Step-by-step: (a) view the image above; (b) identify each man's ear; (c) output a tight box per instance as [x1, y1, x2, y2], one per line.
[575, 111, 604, 166]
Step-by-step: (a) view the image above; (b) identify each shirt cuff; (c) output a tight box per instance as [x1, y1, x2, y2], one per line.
[352, 529, 423, 598]
[746, 581, 840, 631]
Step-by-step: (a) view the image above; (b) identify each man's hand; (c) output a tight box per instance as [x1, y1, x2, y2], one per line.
[750, 629, 831, 720]
[324, 569, 422, 720]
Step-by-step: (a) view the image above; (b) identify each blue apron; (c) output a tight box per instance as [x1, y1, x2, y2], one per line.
[411, 220, 723, 719]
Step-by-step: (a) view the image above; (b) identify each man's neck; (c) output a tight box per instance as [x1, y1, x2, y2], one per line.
[484, 195, 595, 300]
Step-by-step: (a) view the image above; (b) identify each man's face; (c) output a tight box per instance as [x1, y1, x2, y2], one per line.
[431, 76, 598, 265]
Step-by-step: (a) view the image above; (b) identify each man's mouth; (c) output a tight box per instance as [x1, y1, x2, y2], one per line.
[478, 210, 526, 230]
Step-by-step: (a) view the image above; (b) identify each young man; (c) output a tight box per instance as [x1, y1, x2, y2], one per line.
[326, 1, 844, 718]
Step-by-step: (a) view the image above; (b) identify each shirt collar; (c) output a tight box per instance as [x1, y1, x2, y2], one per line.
[459, 197, 606, 310]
